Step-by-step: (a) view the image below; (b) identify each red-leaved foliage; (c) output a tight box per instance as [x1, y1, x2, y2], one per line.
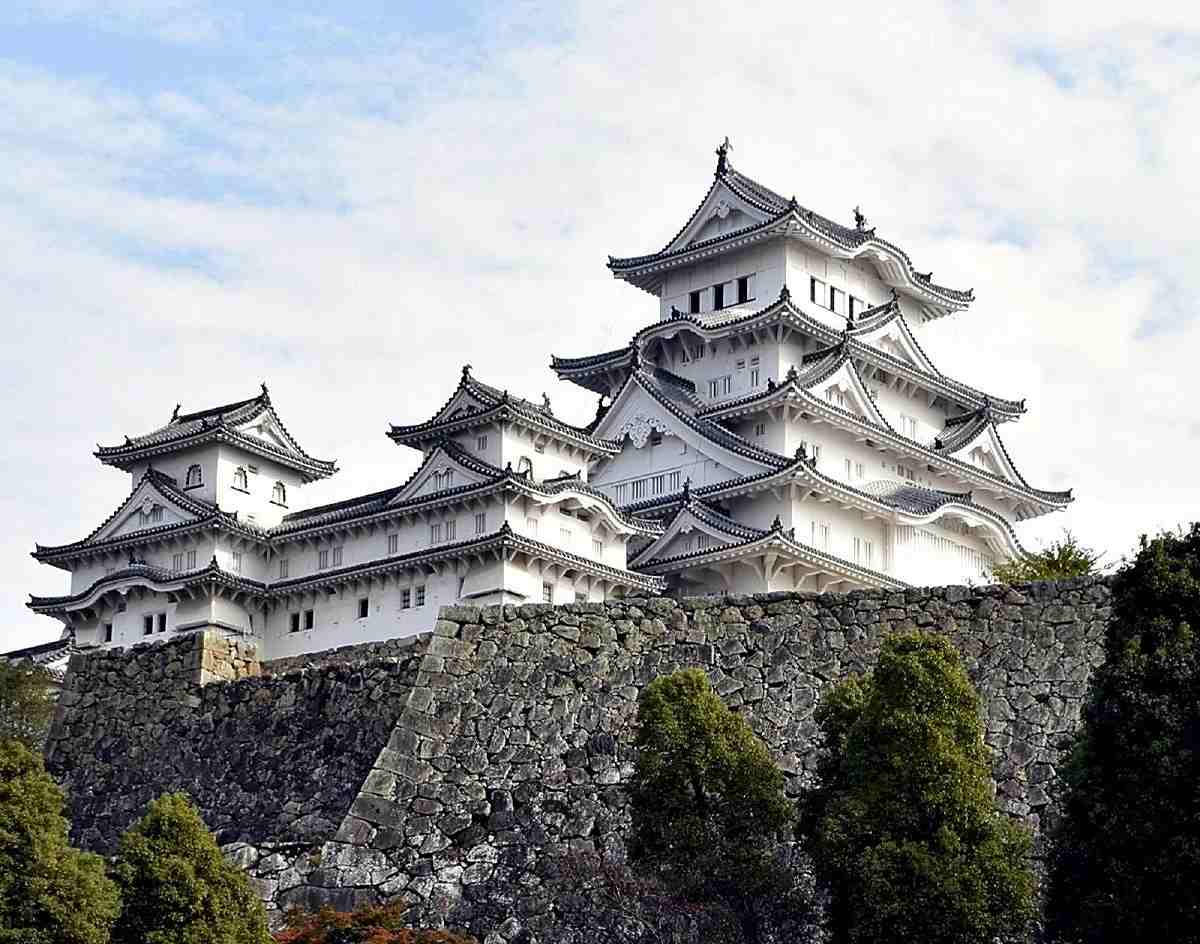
[273, 903, 476, 944]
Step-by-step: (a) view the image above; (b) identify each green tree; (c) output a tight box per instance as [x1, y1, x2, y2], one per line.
[627, 668, 800, 943]
[110, 792, 271, 944]
[990, 529, 1104, 583]
[804, 632, 1035, 944]
[1047, 524, 1200, 943]
[0, 738, 121, 944]
[0, 661, 56, 750]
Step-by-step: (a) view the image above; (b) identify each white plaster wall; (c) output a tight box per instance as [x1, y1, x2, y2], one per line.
[659, 241, 785, 320]
[592, 435, 734, 497]
[498, 425, 589, 482]
[215, 447, 305, 529]
[785, 244, 893, 330]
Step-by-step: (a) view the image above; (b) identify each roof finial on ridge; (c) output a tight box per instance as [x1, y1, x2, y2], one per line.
[794, 442, 808, 461]
[853, 205, 868, 231]
[682, 478, 691, 502]
[771, 514, 783, 531]
[715, 136, 731, 176]
[171, 403, 180, 421]
[259, 382, 269, 398]
[779, 283, 791, 304]
[462, 364, 472, 381]
[541, 392, 552, 414]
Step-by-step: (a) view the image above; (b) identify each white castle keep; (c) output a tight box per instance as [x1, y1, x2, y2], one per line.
[26, 143, 1071, 660]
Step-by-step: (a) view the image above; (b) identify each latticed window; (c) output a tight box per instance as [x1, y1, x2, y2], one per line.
[185, 464, 203, 487]
[272, 481, 287, 504]
[234, 467, 248, 490]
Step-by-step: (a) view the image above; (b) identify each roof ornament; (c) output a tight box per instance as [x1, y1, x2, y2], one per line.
[1018, 398, 1027, 410]
[853, 205, 868, 232]
[890, 287, 900, 305]
[966, 491, 973, 502]
[917, 270, 932, 281]
[505, 460, 513, 473]
[259, 382, 269, 398]
[682, 478, 691, 502]
[171, 403, 181, 421]
[766, 377, 777, 391]
[124, 435, 132, 444]
[541, 393, 552, 414]
[785, 364, 799, 383]
[499, 519, 513, 535]
[630, 345, 641, 371]
[778, 283, 791, 304]
[501, 389, 510, 403]
[934, 437, 944, 450]
[670, 305, 682, 320]
[771, 515, 783, 531]
[714, 136, 732, 176]
[794, 442, 808, 461]
[461, 364, 472, 381]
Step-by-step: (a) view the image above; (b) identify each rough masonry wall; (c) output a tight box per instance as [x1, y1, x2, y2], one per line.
[47, 578, 1111, 940]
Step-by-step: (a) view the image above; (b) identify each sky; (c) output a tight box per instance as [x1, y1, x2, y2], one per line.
[2, 1, 1198, 651]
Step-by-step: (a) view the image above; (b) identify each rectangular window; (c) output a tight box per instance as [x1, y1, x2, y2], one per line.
[542, 582, 553, 603]
[721, 375, 732, 395]
[630, 479, 647, 499]
[850, 295, 866, 317]
[810, 277, 828, 307]
[477, 434, 488, 451]
[755, 422, 766, 437]
[614, 484, 627, 503]
[430, 523, 442, 545]
[856, 462, 864, 479]
[172, 552, 184, 571]
[560, 527, 571, 545]
[332, 546, 343, 566]
[143, 615, 153, 636]
[526, 516, 539, 535]
[668, 470, 681, 490]
[697, 534, 713, 550]
[712, 282, 725, 310]
[865, 540, 874, 568]
[651, 474, 664, 494]
[358, 598, 369, 619]
[186, 549, 196, 569]
[387, 533, 398, 555]
[445, 520, 456, 541]
[318, 549, 329, 570]
[854, 537, 862, 562]
[689, 290, 701, 314]
[593, 539, 603, 557]
[415, 585, 426, 607]
[156, 612, 166, 633]
[831, 287, 847, 315]
[289, 612, 301, 633]
[707, 379, 719, 399]
[231, 551, 242, 574]
[279, 557, 289, 578]
[737, 275, 751, 304]
[103, 622, 113, 643]
[736, 359, 746, 371]
[692, 344, 705, 360]
[304, 609, 315, 630]
[475, 512, 486, 534]
[401, 588, 411, 609]
[750, 367, 760, 387]
[845, 458, 852, 479]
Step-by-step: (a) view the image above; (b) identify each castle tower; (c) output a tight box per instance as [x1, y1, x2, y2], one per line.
[552, 142, 1071, 594]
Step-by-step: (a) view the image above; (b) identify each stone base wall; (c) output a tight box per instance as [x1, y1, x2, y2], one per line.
[47, 579, 1111, 939]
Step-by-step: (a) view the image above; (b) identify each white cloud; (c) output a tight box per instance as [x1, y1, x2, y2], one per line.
[2, 0, 1199, 650]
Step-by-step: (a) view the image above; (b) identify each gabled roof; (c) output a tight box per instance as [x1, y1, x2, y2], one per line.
[931, 409, 1067, 503]
[607, 145, 974, 320]
[388, 366, 620, 456]
[33, 468, 269, 568]
[629, 497, 765, 568]
[590, 366, 792, 473]
[95, 386, 336, 482]
[553, 293, 1026, 418]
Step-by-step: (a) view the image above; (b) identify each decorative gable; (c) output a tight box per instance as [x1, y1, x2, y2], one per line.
[667, 181, 773, 256]
[387, 443, 497, 506]
[89, 474, 207, 544]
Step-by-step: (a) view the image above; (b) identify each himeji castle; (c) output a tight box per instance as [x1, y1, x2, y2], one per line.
[23, 142, 1072, 660]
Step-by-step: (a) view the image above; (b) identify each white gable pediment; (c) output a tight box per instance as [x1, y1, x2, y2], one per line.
[952, 426, 1020, 482]
[592, 379, 772, 481]
[630, 505, 753, 567]
[234, 416, 291, 453]
[434, 388, 493, 425]
[857, 319, 939, 377]
[92, 478, 203, 543]
[812, 361, 888, 426]
[389, 446, 493, 505]
[667, 182, 773, 255]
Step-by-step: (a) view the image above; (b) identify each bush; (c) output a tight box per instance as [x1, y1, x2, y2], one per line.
[1047, 524, 1200, 943]
[627, 668, 802, 942]
[0, 737, 120, 943]
[274, 903, 475, 943]
[804, 632, 1035, 944]
[989, 529, 1104, 583]
[110, 792, 271, 944]
[0, 661, 56, 750]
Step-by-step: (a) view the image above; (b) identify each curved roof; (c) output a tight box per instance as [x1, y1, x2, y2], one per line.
[95, 387, 337, 481]
[607, 153, 973, 317]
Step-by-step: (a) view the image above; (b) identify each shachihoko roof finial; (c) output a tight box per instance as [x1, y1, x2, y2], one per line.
[171, 403, 181, 421]
[794, 442, 808, 461]
[462, 364, 472, 380]
[260, 382, 269, 398]
[682, 478, 691, 501]
[715, 136, 732, 176]
[541, 392, 552, 414]
[853, 205, 868, 231]
[771, 515, 783, 531]
[779, 283, 790, 304]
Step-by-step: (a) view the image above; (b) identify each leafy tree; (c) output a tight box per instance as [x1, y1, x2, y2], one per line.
[990, 529, 1104, 583]
[1047, 524, 1200, 943]
[804, 632, 1035, 944]
[274, 903, 476, 943]
[110, 792, 271, 944]
[0, 738, 121, 943]
[0, 661, 56, 750]
[627, 668, 801, 943]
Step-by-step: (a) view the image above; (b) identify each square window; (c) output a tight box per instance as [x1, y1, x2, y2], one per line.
[401, 588, 411, 609]
[415, 585, 426, 607]
[304, 609, 315, 630]
[103, 623, 113, 642]
[831, 287, 847, 315]
[290, 612, 301, 633]
[542, 582, 553, 603]
[143, 615, 153, 636]
[810, 277, 827, 307]
[358, 598, 369, 619]
[157, 612, 167, 633]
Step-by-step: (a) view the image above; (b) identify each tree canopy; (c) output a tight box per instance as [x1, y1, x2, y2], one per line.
[804, 631, 1035, 944]
[110, 792, 271, 944]
[1047, 524, 1200, 943]
[0, 738, 121, 944]
[989, 529, 1104, 583]
[0, 661, 56, 750]
[627, 668, 801, 942]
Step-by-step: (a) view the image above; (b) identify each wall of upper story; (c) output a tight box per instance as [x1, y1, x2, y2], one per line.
[509, 494, 628, 568]
[653, 332, 781, 407]
[69, 533, 219, 594]
[590, 432, 740, 500]
[658, 241, 784, 321]
[488, 423, 590, 483]
[784, 243, 895, 330]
